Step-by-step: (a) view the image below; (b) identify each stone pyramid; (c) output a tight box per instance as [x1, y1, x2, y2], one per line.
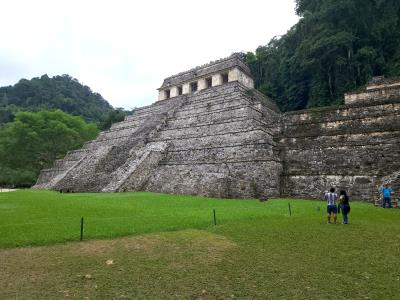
[35, 54, 282, 198]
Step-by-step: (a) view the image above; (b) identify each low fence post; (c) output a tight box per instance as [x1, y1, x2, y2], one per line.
[288, 203, 292, 216]
[213, 209, 217, 226]
[80, 217, 84, 241]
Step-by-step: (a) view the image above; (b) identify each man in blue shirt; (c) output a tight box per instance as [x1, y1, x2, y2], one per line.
[381, 183, 393, 208]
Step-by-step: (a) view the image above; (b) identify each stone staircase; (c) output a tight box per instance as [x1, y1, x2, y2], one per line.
[35, 149, 88, 189]
[34, 95, 186, 192]
[102, 142, 169, 192]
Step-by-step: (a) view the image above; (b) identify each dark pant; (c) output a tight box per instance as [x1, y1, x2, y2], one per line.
[327, 205, 337, 214]
[341, 204, 349, 224]
[383, 197, 392, 208]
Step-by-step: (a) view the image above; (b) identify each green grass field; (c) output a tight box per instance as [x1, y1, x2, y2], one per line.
[1, 190, 400, 299]
[0, 189, 316, 248]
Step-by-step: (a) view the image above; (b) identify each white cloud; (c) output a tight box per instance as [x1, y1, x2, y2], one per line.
[0, 0, 298, 109]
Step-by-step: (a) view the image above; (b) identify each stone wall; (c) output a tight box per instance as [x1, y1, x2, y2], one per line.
[345, 86, 400, 104]
[277, 97, 400, 201]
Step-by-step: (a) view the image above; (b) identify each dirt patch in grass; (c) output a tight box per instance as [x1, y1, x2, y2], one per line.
[78, 229, 236, 257]
[0, 229, 237, 299]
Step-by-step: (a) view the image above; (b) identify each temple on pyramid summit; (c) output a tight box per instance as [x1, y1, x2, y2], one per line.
[35, 54, 400, 201]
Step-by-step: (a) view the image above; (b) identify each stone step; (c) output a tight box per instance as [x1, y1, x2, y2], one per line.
[152, 126, 273, 144]
[125, 97, 185, 121]
[125, 109, 165, 122]
[173, 103, 249, 121]
[64, 149, 89, 160]
[181, 87, 254, 108]
[282, 102, 400, 127]
[149, 129, 274, 150]
[280, 114, 400, 138]
[165, 112, 260, 131]
[98, 126, 140, 140]
[129, 98, 177, 114]
[174, 99, 251, 118]
[280, 131, 400, 149]
[180, 92, 242, 111]
[177, 97, 243, 115]
[110, 119, 142, 130]
[84, 101, 186, 151]
[163, 144, 275, 164]
[53, 159, 78, 170]
[159, 157, 281, 166]
[155, 118, 263, 140]
[166, 106, 255, 128]
[183, 83, 241, 104]
[283, 143, 400, 174]
[83, 136, 131, 150]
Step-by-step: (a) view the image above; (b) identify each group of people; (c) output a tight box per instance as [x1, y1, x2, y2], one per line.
[325, 183, 396, 224]
[324, 188, 350, 224]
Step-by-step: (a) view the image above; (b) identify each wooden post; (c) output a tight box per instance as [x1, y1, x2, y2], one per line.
[288, 203, 292, 216]
[213, 209, 217, 226]
[80, 217, 84, 241]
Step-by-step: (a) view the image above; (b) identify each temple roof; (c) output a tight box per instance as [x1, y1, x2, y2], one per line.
[159, 53, 253, 90]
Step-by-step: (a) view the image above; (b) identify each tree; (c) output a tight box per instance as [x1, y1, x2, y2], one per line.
[245, 0, 400, 111]
[0, 110, 98, 187]
[0, 74, 114, 126]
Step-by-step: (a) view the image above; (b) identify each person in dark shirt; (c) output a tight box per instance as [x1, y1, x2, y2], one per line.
[339, 190, 350, 224]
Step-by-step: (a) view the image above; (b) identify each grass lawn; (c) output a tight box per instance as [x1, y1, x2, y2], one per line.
[1, 189, 400, 299]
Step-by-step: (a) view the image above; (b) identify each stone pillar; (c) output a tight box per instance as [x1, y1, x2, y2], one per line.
[239, 72, 254, 88]
[170, 86, 179, 98]
[212, 74, 222, 87]
[227, 67, 254, 89]
[182, 83, 190, 94]
[198, 78, 207, 91]
[228, 68, 239, 82]
[158, 90, 166, 101]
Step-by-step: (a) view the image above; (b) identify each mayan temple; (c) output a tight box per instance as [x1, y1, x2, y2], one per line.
[34, 54, 400, 201]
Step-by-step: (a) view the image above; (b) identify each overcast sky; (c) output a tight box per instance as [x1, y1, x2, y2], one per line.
[0, 0, 299, 109]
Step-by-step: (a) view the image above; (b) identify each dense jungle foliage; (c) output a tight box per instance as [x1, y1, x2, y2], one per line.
[0, 74, 129, 128]
[0, 76, 130, 186]
[0, 110, 99, 187]
[244, 0, 400, 111]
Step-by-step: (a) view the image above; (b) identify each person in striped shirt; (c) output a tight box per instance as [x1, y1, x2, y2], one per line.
[325, 187, 338, 224]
